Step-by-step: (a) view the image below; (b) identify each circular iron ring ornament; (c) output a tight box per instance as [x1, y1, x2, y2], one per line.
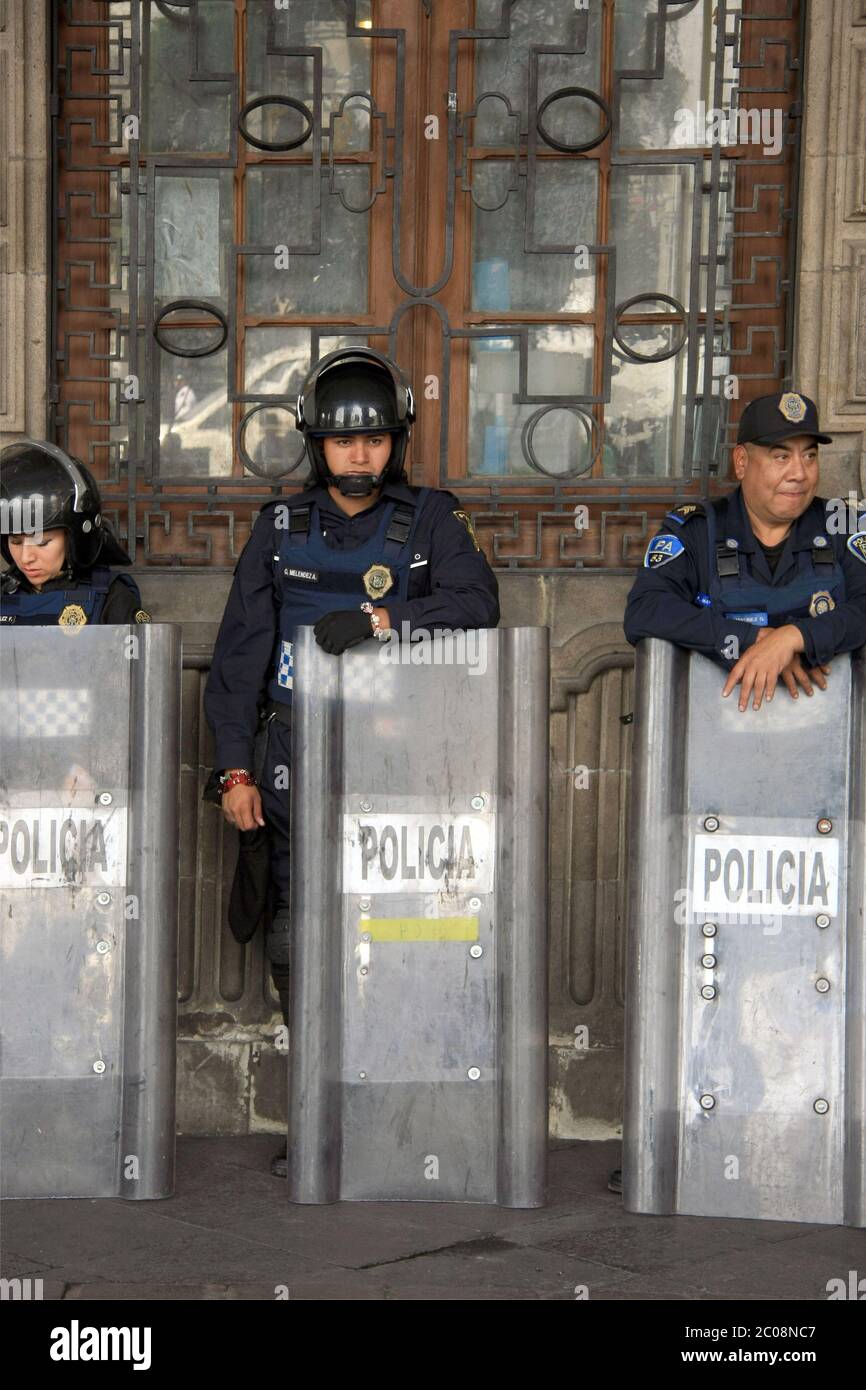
[613, 293, 688, 364]
[521, 405, 598, 479]
[536, 87, 612, 154]
[237, 404, 307, 480]
[153, 0, 193, 19]
[238, 96, 314, 152]
[153, 300, 228, 359]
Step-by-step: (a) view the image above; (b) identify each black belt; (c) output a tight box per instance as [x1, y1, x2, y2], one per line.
[266, 699, 293, 727]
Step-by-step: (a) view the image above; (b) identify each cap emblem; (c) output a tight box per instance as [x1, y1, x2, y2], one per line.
[779, 392, 807, 424]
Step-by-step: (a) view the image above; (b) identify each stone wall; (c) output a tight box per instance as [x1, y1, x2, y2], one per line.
[0, 0, 49, 447]
[796, 0, 866, 498]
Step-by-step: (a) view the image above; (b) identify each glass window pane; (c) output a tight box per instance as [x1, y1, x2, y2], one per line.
[157, 343, 230, 477]
[246, 0, 373, 154]
[144, 0, 234, 156]
[472, 162, 598, 312]
[473, 0, 602, 147]
[615, 0, 711, 150]
[245, 167, 370, 315]
[154, 174, 233, 309]
[243, 327, 311, 398]
[609, 165, 694, 306]
[603, 329, 689, 479]
[467, 327, 595, 477]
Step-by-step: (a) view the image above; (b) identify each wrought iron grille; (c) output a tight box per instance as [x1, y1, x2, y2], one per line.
[50, 0, 804, 572]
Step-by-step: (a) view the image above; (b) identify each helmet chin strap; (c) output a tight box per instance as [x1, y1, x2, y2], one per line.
[328, 471, 384, 498]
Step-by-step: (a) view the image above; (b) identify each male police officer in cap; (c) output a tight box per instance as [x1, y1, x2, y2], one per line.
[614, 392, 866, 1199]
[0, 440, 150, 625]
[624, 391, 866, 712]
[204, 347, 500, 1176]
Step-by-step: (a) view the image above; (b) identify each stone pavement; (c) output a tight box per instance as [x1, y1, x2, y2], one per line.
[1, 1138, 862, 1301]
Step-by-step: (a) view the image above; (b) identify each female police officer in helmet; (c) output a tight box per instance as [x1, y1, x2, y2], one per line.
[205, 346, 500, 1176]
[0, 440, 150, 626]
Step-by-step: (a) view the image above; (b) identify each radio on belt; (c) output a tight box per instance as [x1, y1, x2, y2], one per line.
[624, 639, 866, 1227]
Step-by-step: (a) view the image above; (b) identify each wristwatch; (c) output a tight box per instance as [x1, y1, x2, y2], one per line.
[360, 601, 392, 642]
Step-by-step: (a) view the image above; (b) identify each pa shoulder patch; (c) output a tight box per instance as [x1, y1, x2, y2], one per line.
[847, 532, 866, 565]
[665, 502, 705, 526]
[644, 533, 685, 569]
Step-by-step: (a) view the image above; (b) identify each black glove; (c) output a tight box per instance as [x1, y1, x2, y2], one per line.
[314, 609, 374, 654]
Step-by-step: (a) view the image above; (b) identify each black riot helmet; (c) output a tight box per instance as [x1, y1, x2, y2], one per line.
[0, 440, 132, 570]
[296, 347, 415, 496]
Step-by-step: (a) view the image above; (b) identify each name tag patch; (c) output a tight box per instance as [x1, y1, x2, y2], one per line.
[644, 534, 685, 569]
[724, 610, 768, 626]
[284, 568, 319, 583]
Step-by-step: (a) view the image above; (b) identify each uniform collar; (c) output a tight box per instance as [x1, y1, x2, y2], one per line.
[724, 487, 827, 554]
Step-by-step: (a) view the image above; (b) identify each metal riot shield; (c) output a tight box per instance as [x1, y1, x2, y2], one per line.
[624, 639, 866, 1226]
[0, 625, 181, 1199]
[287, 626, 549, 1207]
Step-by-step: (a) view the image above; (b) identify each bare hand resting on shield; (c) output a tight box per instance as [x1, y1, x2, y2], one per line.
[722, 625, 830, 712]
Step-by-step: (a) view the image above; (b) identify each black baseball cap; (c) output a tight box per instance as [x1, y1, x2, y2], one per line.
[737, 391, 832, 447]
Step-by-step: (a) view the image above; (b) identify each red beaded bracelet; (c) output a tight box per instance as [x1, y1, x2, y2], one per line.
[219, 770, 256, 795]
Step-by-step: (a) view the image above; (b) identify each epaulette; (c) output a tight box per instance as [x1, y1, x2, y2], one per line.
[664, 502, 706, 527]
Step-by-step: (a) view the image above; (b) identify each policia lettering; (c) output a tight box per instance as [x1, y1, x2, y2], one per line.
[0, 441, 149, 626]
[694, 835, 837, 915]
[359, 821, 478, 883]
[0, 813, 110, 878]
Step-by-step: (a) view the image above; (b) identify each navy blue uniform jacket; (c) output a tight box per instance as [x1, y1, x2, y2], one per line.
[624, 488, 866, 669]
[205, 480, 501, 771]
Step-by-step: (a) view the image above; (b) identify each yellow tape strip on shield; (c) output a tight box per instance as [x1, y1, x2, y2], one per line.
[361, 916, 480, 942]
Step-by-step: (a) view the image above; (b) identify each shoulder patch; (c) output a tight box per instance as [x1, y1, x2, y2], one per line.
[665, 502, 706, 526]
[644, 533, 685, 569]
[134, 609, 152, 624]
[847, 532, 866, 566]
[452, 509, 481, 551]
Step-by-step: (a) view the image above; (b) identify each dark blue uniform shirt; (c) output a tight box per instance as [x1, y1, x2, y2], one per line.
[624, 488, 866, 669]
[205, 480, 500, 771]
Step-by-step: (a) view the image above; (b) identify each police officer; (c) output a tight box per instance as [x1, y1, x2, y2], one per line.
[204, 347, 500, 1176]
[612, 391, 866, 1200]
[624, 391, 866, 713]
[0, 440, 150, 626]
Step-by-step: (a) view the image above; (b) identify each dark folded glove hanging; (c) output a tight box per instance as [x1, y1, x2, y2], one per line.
[228, 827, 272, 945]
[314, 608, 374, 654]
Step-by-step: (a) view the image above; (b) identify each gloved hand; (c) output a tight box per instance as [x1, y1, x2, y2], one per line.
[314, 608, 374, 654]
